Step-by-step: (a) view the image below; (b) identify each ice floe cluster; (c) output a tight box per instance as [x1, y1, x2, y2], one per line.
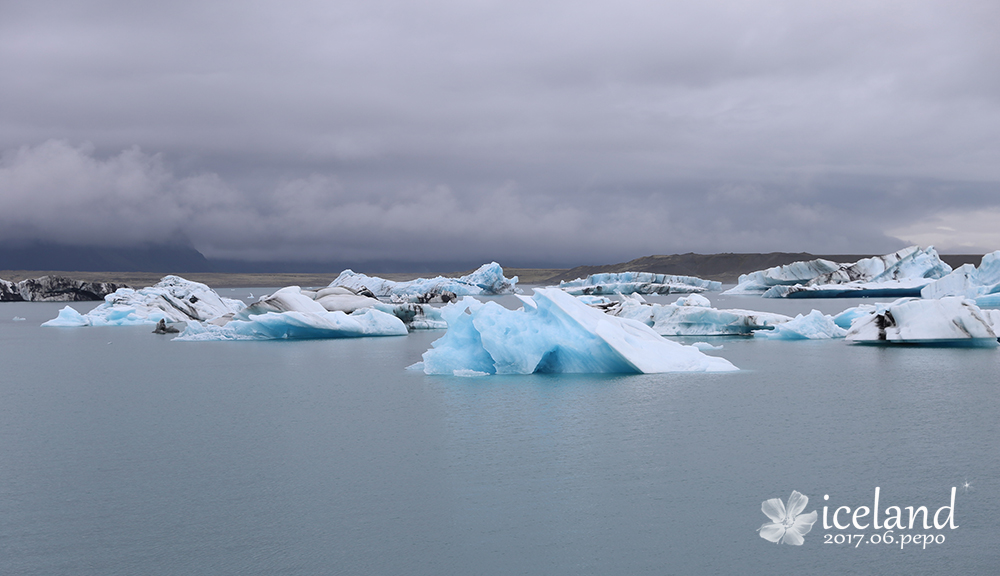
[28, 250, 1000, 371]
[559, 272, 721, 295]
[177, 285, 443, 340]
[331, 262, 518, 303]
[605, 293, 792, 336]
[42, 273, 446, 338]
[724, 246, 951, 298]
[178, 305, 408, 342]
[415, 288, 738, 375]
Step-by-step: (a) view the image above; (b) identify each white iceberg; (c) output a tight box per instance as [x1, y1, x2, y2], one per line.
[225, 285, 446, 331]
[725, 247, 951, 298]
[845, 297, 999, 347]
[606, 293, 792, 336]
[331, 262, 518, 303]
[753, 310, 847, 340]
[419, 288, 738, 375]
[920, 251, 1000, 306]
[722, 259, 842, 295]
[42, 276, 245, 327]
[559, 272, 721, 295]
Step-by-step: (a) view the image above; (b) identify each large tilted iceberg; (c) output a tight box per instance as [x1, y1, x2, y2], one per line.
[724, 247, 952, 298]
[604, 293, 792, 336]
[42, 276, 245, 327]
[920, 251, 1000, 307]
[417, 288, 738, 375]
[176, 288, 407, 342]
[558, 272, 721, 296]
[753, 310, 847, 340]
[331, 262, 518, 303]
[845, 297, 999, 346]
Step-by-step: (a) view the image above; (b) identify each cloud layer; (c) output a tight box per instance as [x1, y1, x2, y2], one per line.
[2, 1, 998, 264]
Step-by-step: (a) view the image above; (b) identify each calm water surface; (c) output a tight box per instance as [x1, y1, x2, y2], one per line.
[1, 289, 998, 575]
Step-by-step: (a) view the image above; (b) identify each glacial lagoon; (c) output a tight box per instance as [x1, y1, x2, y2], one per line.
[1, 289, 998, 575]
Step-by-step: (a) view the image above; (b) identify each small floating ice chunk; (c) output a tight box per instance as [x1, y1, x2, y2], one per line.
[12, 316, 26, 322]
[419, 288, 737, 375]
[845, 297, 998, 346]
[673, 293, 712, 307]
[753, 310, 847, 340]
[452, 369, 490, 377]
[692, 341, 723, 350]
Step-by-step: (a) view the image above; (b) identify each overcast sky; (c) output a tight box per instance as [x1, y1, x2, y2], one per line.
[2, 0, 998, 266]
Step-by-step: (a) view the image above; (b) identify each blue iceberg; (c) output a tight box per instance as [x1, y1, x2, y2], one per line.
[753, 310, 847, 340]
[418, 288, 738, 375]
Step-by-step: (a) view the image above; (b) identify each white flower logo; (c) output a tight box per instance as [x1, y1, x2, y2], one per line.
[758, 490, 818, 545]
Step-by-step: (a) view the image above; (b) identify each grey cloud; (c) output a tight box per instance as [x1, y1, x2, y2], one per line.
[1, 1, 998, 264]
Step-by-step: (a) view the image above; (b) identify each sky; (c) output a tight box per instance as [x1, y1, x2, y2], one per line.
[2, 0, 999, 267]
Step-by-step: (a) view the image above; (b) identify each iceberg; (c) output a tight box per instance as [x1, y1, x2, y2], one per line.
[725, 247, 952, 298]
[920, 251, 1000, 306]
[0, 275, 127, 302]
[331, 262, 518, 303]
[1, 279, 21, 301]
[722, 259, 841, 295]
[761, 278, 935, 299]
[42, 276, 244, 327]
[753, 310, 847, 340]
[558, 272, 721, 295]
[419, 288, 738, 375]
[223, 285, 446, 331]
[175, 307, 407, 341]
[832, 305, 876, 329]
[606, 293, 792, 336]
[845, 297, 999, 347]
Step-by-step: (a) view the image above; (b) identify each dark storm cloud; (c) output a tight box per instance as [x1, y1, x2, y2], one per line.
[2, 0, 999, 264]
